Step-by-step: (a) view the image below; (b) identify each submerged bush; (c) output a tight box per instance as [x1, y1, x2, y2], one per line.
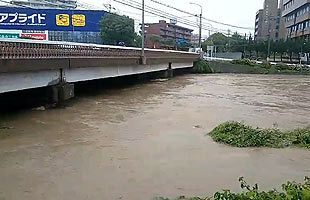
[209, 121, 310, 148]
[231, 59, 255, 66]
[156, 177, 310, 200]
[193, 60, 213, 74]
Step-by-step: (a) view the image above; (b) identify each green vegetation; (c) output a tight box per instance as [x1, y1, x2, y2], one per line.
[208, 121, 310, 148]
[100, 13, 135, 46]
[202, 32, 310, 63]
[155, 177, 310, 200]
[193, 60, 213, 74]
[207, 59, 310, 75]
[231, 59, 255, 66]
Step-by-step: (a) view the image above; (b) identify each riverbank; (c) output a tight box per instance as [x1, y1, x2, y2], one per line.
[157, 177, 310, 200]
[198, 59, 310, 75]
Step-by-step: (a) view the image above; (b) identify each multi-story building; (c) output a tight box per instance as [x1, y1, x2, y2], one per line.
[255, 9, 264, 40]
[278, 0, 288, 40]
[10, 0, 77, 9]
[144, 20, 193, 49]
[255, 0, 285, 41]
[281, 0, 310, 40]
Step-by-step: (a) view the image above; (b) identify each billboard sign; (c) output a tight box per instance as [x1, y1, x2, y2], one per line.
[20, 33, 47, 40]
[0, 7, 106, 32]
[0, 29, 48, 40]
[0, 32, 19, 39]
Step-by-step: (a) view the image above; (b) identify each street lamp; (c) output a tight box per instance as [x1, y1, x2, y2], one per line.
[300, 42, 306, 64]
[266, 17, 277, 62]
[190, 2, 202, 52]
[141, 0, 146, 64]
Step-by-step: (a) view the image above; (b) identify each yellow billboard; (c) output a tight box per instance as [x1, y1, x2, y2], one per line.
[56, 14, 70, 26]
[72, 14, 86, 27]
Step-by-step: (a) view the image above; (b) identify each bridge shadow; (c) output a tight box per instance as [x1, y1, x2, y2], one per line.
[0, 68, 192, 114]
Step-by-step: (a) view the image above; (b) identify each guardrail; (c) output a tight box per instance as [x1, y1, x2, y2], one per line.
[0, 39, 198, 59]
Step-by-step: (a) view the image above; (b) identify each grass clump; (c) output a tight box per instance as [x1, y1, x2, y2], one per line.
[208, 121, 310, 148]
[193, 60, 213, 74]
[155, 177, 310, 200]
[231, 59, 255, 66]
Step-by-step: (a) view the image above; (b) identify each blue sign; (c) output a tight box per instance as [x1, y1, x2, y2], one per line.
[0, 7, 106, 32]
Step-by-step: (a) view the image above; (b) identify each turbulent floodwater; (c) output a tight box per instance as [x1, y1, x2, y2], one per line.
[0, 74, 309, 200]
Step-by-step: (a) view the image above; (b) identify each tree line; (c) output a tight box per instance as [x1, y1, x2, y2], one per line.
[99, 14, 309, 62]
[202, 32, 310, 62]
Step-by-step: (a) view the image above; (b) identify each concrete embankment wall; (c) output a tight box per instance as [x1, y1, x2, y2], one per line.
[206, 60, 310, 75]
[208, 61, 267, 74]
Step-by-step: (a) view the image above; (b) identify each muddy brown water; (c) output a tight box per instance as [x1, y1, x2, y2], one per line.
[0, 74, 309, 200]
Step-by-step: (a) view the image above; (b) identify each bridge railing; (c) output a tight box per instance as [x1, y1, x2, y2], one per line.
[0, 39, 198, 60]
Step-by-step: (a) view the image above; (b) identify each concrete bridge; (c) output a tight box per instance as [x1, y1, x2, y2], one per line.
[0, 39, 199, 102]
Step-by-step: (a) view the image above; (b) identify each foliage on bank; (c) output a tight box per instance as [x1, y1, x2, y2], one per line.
[193, 60, 213, 74]
[202, 32, 310, 62]
[231, 59, 255, 66]
[155, 177, 310, 200]
[100, 13, 136, 46]
[208, 121, 310, 148]
[208, 59, 310, 75]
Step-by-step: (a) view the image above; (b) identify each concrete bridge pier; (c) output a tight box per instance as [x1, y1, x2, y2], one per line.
[49, 69, 75, 103]
[50, 83, 75, 103]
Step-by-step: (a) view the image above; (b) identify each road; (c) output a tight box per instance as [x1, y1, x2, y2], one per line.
[0, 74, 309, 200]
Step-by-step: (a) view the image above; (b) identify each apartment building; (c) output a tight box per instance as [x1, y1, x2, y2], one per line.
[282, 0, 310, 40]
[255, 9, 264, 40]
[144, 20, 193, 49]
[255, 0, 285, 41]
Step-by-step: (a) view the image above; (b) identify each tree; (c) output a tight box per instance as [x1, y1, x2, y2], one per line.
[100, 13, 135, 46]
[202, 33, 229, 52]
[133, 33, 142, 48]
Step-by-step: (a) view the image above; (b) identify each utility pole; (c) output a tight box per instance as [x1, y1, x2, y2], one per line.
[267, 35, 271, 62]
[199, 11, 202, 51]
[174, 26, 177, 50]
[141, 0, 146, 64]
[267, 18, 273, 62]
[190, 3, 202, 54]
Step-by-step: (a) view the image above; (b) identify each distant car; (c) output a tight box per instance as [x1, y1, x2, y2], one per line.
[118, 41, 125, 46]
[300, 53, 309, 64]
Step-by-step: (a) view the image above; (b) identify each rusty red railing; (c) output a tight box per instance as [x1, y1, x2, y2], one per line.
[0, 40, 198, 60]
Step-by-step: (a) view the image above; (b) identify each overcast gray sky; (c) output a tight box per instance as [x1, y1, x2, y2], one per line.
[0, 0, 266, 36]
[83, 0, 265, 36]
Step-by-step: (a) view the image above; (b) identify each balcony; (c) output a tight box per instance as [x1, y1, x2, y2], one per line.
[282, 0, 309, 17]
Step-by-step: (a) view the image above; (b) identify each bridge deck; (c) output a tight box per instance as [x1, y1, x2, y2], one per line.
[0, 39, 199, 94]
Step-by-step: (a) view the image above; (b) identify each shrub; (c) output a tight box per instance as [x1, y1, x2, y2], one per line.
[193, 60, 213, 74]
[213, 177, 310, 200]
[259, 61, 272, 69]
[208, 121, 310, 148]
[156, 177, 310, 200]
[231, 59, 255, 66]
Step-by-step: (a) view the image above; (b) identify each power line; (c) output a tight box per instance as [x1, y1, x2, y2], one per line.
[112, 0, 199, 29]
[0, 0, 34, 8]
[119, 0, 243, 34]
[112, 0, 243, 35]
[112, 0, 205, 30]
[149, 0, 253, 30]
[1, 0, 245, 36]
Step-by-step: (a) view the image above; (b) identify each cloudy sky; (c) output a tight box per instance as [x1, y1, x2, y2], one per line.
[81, 0, 265, 36]
[0, 0, 266, 36]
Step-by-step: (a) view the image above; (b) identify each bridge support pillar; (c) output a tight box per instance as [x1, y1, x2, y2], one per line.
[161, 62, 174, 78]
[165, 68, 173, 78]
[50, 83, 75, 103]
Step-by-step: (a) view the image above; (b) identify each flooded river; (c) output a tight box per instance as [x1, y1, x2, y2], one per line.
[0, 74, 309, 200]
